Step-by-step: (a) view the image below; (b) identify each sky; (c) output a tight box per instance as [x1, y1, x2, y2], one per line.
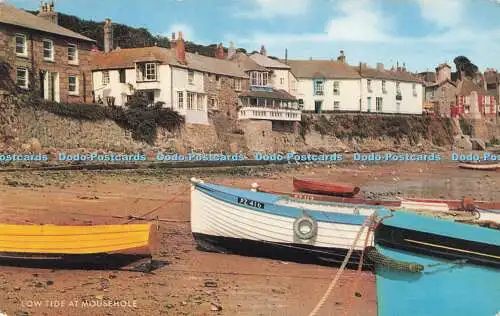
[6, 0, 500, 72]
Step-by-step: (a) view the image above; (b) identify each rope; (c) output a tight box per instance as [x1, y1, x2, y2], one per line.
[341, 225, 374, 316]
[307, 214, 375, 316]
[122, 186, 190, 224]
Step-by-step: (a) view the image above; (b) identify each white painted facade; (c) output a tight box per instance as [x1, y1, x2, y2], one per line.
[359, 79, 423, 114]
[92, 64, 210, 124]
[293, 77, 423, 114]
[294, 78, 361, 112]
[270, 69, 291, 92]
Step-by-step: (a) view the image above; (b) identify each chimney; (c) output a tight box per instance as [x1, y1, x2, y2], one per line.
[228, 41, 236, 59]
[260, 45, 267, 56]
[376, 63, 384, 71]
[104, 18, 113, 53]
[215, 43, 225, 59]
[285, 48, 288, 64]
[38, 1, 58, 24]
[170, 32, 177, 49]
[337, 50, 346, 64]
[176, 31, 186, 64]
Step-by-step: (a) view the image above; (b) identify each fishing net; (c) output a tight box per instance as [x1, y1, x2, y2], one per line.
[365, 246, 424, 273]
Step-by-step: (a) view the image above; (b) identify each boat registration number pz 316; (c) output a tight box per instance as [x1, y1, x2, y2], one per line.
[237, 197, 264, 209]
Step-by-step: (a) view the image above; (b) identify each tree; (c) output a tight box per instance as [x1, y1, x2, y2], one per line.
[453, 56, 479, 79]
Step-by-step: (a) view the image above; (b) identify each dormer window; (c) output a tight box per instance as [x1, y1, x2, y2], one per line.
[137, 62, 158, 81]
[188, 70, 194, 85]
[250, 71, 268, 87]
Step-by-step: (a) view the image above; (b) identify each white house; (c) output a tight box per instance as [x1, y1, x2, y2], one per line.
[91, 32, 247, 125]
[358, 63, 423, 114]
[283, 56, 423, 115]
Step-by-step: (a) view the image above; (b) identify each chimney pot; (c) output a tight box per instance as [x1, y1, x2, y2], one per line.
[38, 1, 58, 24]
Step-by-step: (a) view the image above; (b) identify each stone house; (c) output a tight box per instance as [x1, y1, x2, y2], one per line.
[421, 64, 458, 117]
[0, 2, 95, 103]
[91, 30, 248, 125]
[484, 69, 500, 112]
[454, 78, 496, 119]
[226, 46, 300, 124]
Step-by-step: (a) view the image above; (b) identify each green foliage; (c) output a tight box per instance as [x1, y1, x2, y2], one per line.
[459, 118, 474, 136]
[28, 11, 245, 57]
[489, 137, 500, 146]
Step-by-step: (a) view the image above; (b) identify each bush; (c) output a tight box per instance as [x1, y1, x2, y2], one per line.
[459, 118, 473, 136]
[18, 92, 184, 145]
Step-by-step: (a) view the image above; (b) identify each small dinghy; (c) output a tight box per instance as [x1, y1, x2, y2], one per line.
[458, 161, 500, 171]
[0, 223, 152, 269]
[190, 178, 377, 267]
[293, 178, 360, 197]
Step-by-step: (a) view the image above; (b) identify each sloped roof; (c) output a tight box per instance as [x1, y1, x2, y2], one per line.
[0, 3, 95, 42]
[91, 47, 248, 78]
[249, 53, 291, 69]
[436, 63, 451, 70]
[458, 78, 487, 96]
[357, 66, 423, 83]
[285, 60, 361, 79]
[418, 71, 436, 83]
[239, 88, 296, 101]
[230, 52, 268, 72]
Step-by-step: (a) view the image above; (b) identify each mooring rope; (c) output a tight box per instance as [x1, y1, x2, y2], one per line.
[341, 223, 374, 316]
[307, 214, 375, 316]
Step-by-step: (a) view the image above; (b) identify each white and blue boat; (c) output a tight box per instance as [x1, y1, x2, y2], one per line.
[373, 209, 500, 316]
[190, 178, 381, 267]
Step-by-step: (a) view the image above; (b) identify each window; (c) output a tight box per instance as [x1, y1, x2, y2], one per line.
[68, 75, 78, 95]
[412, 83, 417, 96]
[68, 44, 78, 64]
[15, 34, 27, 56]
[280, 78, 284, 85]
[188, 70, 194, 85]
[102, 71, 110, 85]
[145, 63, 157, 81]
[382, 80, 387, 93]
[177, 91, 184, 109]
[209, 97, 218, 109]
[367, 97, 372, 112]
[333, 81, 340, 95]
[249, 71, 269, 86]
[234, 79, 242, 91]
[43, 39, 54, 61]
[16, 67, 28, 89]
[314, 80, 324, 95]
[367, 79, 372, 92]
[376, 97, 383, 112]
[396, 82, 401, 95]
[216, 75, 221, 89]
[187, 92, 195, 110]
[145, 91, 155, 106]
[197, 94, 204, 111]
[119, 69, 126, 83]
[396, 102, 401, 113]
[334, 101, 340, 111]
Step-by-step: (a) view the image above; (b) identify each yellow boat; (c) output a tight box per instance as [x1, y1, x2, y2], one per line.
[0, 223, 152, 256]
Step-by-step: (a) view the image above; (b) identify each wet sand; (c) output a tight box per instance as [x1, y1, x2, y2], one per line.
[0, 160, 498, 316]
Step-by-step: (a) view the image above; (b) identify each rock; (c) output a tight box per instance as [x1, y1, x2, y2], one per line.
[210, 303, 222, 311]
[453, 135, 472, 151]
[46, 280, 54, 286]
[28, 138, 42, 152]
[470, 138, 486, 151]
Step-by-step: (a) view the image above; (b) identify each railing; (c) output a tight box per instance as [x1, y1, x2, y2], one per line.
[238, 107, 302, 121]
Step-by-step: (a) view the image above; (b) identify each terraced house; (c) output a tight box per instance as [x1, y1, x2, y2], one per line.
[91, 27, 248, 125]
[0, 2, 95, 102]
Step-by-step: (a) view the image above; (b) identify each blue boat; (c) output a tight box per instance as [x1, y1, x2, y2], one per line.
[373, 210, 500, 316]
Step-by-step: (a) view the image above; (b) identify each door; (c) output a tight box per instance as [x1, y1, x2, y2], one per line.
[367, 97, 372, 112]
[314, 101, 322, 114]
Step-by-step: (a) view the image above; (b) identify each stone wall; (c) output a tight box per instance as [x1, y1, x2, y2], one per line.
[0, 23, 93, 103]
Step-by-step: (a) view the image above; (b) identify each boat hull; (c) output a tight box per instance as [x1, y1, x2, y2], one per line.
[375, 244, 500, 316]
[191, 181, 373, 267]
[193, 232, 367, 268]
[458, 163, 500, 170]
[293, 178, 360, 197]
